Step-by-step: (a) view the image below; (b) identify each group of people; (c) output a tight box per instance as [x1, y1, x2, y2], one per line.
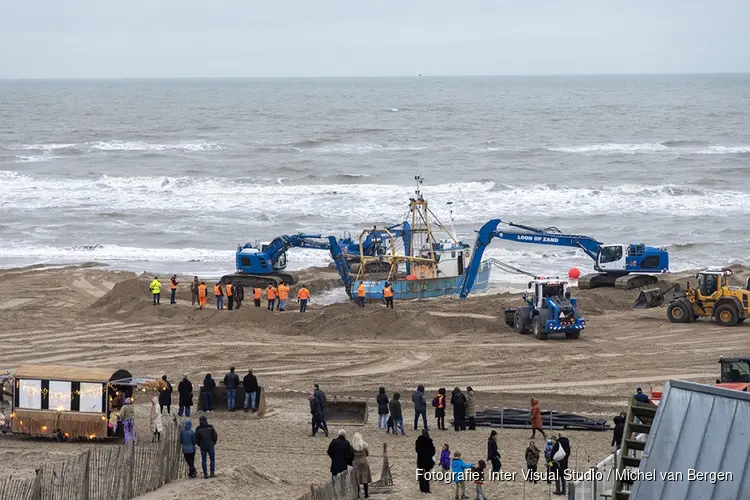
[354, 281, 395, 309]
[210, 281, 244, 310]
[264, 283, 311, 312]
[374, 385, 478, 435]
[148, 275, 180, 305]
[327, 429, 373, 498]
[160, 368, 261, 416]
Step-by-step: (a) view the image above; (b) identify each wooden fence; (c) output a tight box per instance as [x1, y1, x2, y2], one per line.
[0, 420, 186, 500]
[297, 443, 394, 500]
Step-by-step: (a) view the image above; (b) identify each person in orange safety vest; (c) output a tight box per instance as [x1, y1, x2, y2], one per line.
[225, 282, 234, 310]
[169, 275, 179, 305]
[198, 282, 207, 310]
[357, 282, 366, 308]
[213, 283, 224, 310]
[277, 283, 290, 312]
[383, 282, 394, 309]
[297, 286, 310, 313]
[266, 284, 277, 311]
[253, 287, 262, 308]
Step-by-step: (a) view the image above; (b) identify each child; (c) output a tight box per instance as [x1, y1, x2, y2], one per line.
[386, 415, 394, 434]
[525, 441, 540, 483]
[473, 460, 488, 500]
[440, 443, 451, 471]
[451, 451, 473, 500]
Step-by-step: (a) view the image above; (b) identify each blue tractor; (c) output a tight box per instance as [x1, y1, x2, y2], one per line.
[504, 278, 586, 340]
[220, 234, 353, 297]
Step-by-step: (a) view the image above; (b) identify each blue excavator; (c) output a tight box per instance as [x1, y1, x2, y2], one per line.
[338, 222, 407, 261]
[458, 218, 670, 298]
[220, 234, 353, 298]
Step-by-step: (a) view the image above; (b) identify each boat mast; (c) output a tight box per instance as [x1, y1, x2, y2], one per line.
[410, 175, 436, 262]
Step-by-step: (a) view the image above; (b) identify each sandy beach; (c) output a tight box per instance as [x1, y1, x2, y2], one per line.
[2, 263, 749, 499]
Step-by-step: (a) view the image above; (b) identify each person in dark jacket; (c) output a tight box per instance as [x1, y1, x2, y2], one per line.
[611, 413, 626, 449]
[314, 384, 329, 435]
[177, 374, 193, 417]
[451, 387, 467, 431]
[415, 429, 436, 493]
[243, 369, 259, 412]
[389, 392, 405, 435]
[223, 367, 240, 412]
[525, 441, 540, 483]
[195, 415, 218, 479]
[309, 394, 326, 436]
[234, 283, 244, 309]
[487, 430, 501, 474]
[434, 387, 447, 430]
[412, 384, 428, 432]
[327, 429, 353, 478]
[159, 375, 173, 414]
[376, 387, 389, 431]
[202, 373, 216, 412]
[633, 387, 650, 404]
[180, 419, 197, 478]
[550, 435, 571, 495]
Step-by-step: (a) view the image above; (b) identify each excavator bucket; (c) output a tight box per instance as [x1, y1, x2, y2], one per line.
[326, 398, 368, 426]
[632, 283, 681, 309]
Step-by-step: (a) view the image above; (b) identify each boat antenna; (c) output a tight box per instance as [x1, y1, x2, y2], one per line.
[447, 201, 456, 239]
[414, 174, 423, 200]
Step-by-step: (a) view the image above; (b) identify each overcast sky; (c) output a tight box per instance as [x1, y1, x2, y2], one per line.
[2, 0, 748, 78]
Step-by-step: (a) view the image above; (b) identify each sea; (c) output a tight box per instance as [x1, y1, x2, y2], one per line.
[1, 75, 749, 292]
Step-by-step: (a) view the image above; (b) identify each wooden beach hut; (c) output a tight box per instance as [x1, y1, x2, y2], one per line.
[11, 364, 138, 439]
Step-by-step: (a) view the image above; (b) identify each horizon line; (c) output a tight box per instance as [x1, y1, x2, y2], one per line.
[1, 71, 749, 81]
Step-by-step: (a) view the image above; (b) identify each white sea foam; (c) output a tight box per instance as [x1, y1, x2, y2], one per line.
[12, 140, 222, 153]
[549, 143, 669, 154]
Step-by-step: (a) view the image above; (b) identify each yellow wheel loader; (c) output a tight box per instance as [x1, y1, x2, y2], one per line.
[633, 267, 750, 326]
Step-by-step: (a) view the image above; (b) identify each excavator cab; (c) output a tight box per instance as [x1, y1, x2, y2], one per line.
[718, 357, 750, 392]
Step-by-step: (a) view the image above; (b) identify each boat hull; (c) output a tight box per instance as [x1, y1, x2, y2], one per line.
[353, 260, 492, 300]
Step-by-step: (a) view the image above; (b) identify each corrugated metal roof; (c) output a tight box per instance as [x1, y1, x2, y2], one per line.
[630, 380, 750, 500]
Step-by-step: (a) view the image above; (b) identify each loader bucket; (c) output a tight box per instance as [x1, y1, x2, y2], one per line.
[632, 288, 666, 309]
[326, 399, 368, 425]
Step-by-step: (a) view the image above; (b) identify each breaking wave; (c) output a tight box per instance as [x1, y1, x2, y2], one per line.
[12, 140, 223, 153]
[547, 142, 750, 155]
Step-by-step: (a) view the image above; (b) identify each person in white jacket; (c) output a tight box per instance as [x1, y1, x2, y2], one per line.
[150, 394, 164, 442]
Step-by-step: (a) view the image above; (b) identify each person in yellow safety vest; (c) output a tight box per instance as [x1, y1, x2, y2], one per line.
[357, 282, 366, 308]
[225, 282, 234, 310]
[383, 282, 394, 309]
[213, 283, 224, 310]
[297, 286, 310, 313]
[170, 275, 179, 305]
[150, 276, 161, 306]
[253, 287, 262, 307]
[277, 283, 289, 312]
[198, 282, 207, 310]
[266, 284, 278, 311]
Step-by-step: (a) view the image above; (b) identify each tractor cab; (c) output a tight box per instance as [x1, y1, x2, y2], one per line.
[696, 268, 731, 297]
[524, 278, 570, 309]
[718, 356, 750, 391]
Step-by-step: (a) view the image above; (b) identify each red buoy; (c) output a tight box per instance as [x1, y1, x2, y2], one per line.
[568, 267, 581, 279]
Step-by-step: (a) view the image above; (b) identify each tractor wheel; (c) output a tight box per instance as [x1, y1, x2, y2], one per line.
[715, 304, 739, 327]
[532, 316, 548, 340]
[565, 330, 580, 339]
[667, 301, 690, 323]
[514, 310, 529, 334]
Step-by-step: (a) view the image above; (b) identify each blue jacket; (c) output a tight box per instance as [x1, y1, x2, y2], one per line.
[451, 458, 473, 482]
[180, 421, 196, 454]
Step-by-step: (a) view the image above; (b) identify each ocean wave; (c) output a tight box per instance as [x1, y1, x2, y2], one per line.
[549, 143, 669, 154]
[15, 155, 65, 163]
[12, 140, 223, 153]
[661, 140, 712, 148]
[548, 142, 750, 155]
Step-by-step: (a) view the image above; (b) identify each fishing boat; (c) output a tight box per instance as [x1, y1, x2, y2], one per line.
[350, 177, 492, 300]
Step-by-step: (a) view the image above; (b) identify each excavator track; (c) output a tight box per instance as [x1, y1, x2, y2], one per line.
[220, 272, 299, 289]
[577, 273, 618, 289]
[614, 274, 659, 290]
[577, 273, 659, 290]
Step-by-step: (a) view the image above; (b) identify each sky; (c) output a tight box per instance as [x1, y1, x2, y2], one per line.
[2, 0, 749, 78]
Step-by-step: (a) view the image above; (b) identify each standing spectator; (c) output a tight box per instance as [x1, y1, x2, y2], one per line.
[466, 387, 477, 430]
[195, 415, 218, 479]
[544, 438, 554, 485]
[191, 276, 199, 306]
[434, 387, 446, 430]
[150, 394, 163, 442]
[356, 282, 366, 307]
[412, 384, 428, 431]
[376, 387, 389, 431]
[180, 419, 197, 478]
[149, 276, 161, 305]
[352, 432, 372, 498]
[119, 398, 136, 443]
[178, 374, 193, 417]
[612, 412, 626, 450]
[451, 387, 467, 431]
[487, 430, 501, 475]
[314, 384, 329, 436]
[451, 451, 473, 500]
[550, 435, 571, 496]
[234, 283, 244, 309]
[243, 369, 259, 413]
[277, 282, 289, 311]
[309, 394, 324, 436]
[415, 429, 435, 494]
[525, 440, 540, 483]
[327, 429, 353, 479]
[159, 375, 173, 414]
[530, 397, 546, 439]
[473, 460, 488, 500]
[389, 392, 405, 435]
[223, 367, 240, 412]
[169, 275, 179, 304]
[202, 373, 216, 412]
[225, 282, 234, 310]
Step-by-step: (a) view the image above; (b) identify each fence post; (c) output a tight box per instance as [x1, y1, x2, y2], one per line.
[82, 450, 91, 500]
[501, 408, 504, 428]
